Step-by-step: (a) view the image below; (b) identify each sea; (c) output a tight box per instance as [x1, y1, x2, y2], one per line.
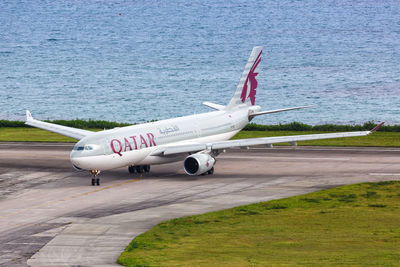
[1, 0, 399, 125]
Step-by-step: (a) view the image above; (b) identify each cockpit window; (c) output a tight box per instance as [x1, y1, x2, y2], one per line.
[73, 145, 95, 151]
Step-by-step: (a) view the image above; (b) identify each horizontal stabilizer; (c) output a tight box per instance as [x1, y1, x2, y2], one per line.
[249, 105, 313, 119]
[25, 110, 93, 140]
[203, 102, 225, 110]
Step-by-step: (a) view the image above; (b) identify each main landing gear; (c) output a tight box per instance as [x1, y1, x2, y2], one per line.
[201, 167, 214, 176]
[90, 169, 101, 186]
[128, 165, 150, 174]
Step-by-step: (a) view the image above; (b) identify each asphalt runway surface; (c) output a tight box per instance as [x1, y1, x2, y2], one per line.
[0, 142, 399, 266]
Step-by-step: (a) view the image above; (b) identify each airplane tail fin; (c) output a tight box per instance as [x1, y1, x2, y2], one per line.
[226, 46, 263, 110]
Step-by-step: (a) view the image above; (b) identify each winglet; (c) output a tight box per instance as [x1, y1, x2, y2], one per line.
[370, 122, 385, 133]
[26, 110, 33, 121]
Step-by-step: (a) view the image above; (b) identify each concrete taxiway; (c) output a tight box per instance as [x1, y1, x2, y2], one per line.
[0, 142, 399, 266]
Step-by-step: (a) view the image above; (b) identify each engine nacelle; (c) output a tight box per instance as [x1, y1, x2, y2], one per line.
[183, 153, 215, 176]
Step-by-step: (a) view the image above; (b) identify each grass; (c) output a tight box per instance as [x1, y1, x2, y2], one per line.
[118, 181, 400, 266]
[0, 127, 77, 142]
[1, 128, 399, 147]
[3, 120, 396, 131]
[232, 131, 400, 147]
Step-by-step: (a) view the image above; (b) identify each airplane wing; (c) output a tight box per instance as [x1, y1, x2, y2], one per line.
[25, 110, 93, 140]
[152, 122, 384, 156]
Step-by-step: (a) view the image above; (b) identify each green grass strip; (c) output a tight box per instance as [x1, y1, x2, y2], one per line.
[0, 128, 77, 142]
[232, 131, 400, 147]
[3, 120, 398, 131]
[1, 128, 400, 147]
[118, 181, 400, 266]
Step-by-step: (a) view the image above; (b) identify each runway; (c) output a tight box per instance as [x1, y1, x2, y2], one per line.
[0, 143, 399, 266]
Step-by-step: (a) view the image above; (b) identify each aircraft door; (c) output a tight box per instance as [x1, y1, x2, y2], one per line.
[104, 138, 111, 155]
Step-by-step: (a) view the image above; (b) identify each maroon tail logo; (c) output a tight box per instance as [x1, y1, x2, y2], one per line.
[240, 50, 262, 105]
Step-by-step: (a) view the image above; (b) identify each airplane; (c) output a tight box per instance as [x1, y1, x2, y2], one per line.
[25, 46, 384, 186]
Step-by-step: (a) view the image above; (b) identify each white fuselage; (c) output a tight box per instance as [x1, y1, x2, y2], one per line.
[70, 105, 258, 171]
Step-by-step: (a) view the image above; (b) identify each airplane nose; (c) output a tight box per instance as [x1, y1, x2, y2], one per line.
[70, 151, 84, 169]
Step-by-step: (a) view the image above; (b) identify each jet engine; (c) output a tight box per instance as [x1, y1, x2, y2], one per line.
[183, 153, 215, 176]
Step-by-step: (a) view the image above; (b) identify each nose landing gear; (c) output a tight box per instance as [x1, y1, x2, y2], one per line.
[90, 170, 101, 186]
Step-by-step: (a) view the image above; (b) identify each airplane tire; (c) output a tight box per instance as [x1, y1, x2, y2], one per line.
[128, 166, 135, 174]
[144, 165, 151, 173]
[91, 178, 95, 186]
[136, 166, 143, 173]
[96, 178, 100, 186]
[207, 167, 214, 175]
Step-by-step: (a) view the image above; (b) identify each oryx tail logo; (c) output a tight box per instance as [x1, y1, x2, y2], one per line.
[240, 50, 262, 105]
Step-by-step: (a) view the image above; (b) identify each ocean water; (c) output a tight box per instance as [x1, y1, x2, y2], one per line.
[1, 0, 399, 125]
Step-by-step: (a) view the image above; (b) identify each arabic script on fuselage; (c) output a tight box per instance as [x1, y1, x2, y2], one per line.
[158, 125, 180, 135]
